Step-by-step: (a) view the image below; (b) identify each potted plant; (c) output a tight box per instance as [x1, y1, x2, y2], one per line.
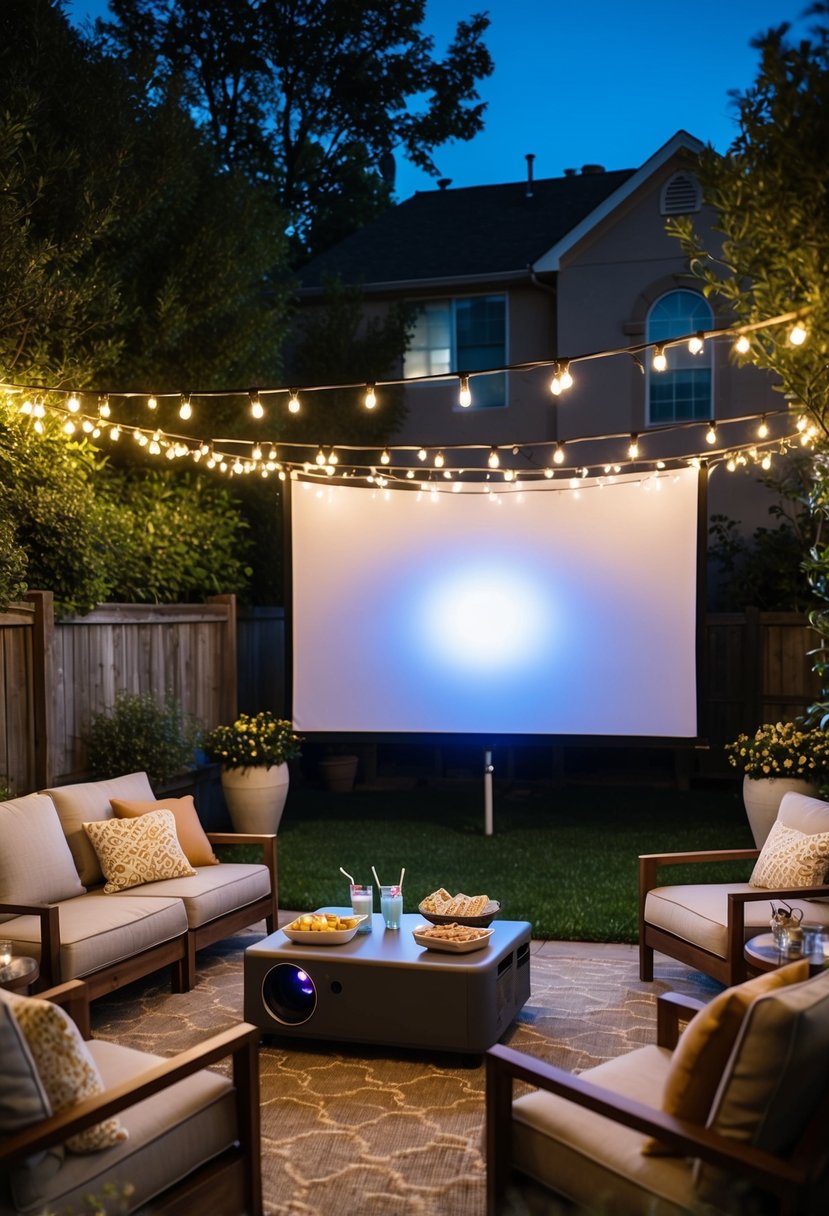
[202, 712, 302, 833]
[83, 690, 201, 789]
[724, 720, 829, 846]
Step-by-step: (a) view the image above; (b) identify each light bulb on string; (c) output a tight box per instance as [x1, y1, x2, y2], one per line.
[252, 445, 262, 462]
[652, 346, 667, 372]
[110, 425, 120, 442]
[380, 448, 390, 465]
[549, 363, 562, 396]
[418, 448, 427, 461]
[688, 332, 704, 355]
[179, 394, 192, 421]
[20, 399, 33, 415]
[488, 446, 500, 469]
[364, 384, 376, 410]
[559, 361, 573, 391]
[458, 375, 472, 408]
[628, 433, 639, 460]
[734, 334, 751, 355]
[62, 419, 76, 435]
[757, 416, 769, 439]
[249, 391, 264, 420]
[147, 395, 158, 411]
[544, 467, 554, 479]
[329, 450, 339, 465]
[503, 468, 514, 482]
[727, 457, 737, 472]
[287, 390, 300, 414]
[33, 400, 45, 419]
[406, 469, 415, 479]
[315, 447, 326, 466]
[761, 453, 772, 470]
[553, 442, 565, 465]
[98, 395, 110, 419]
[67, 393, 80, 413]
[434, 451, 445, 468]
[789, 321, 807, 346]
[706, 423, 717, 445]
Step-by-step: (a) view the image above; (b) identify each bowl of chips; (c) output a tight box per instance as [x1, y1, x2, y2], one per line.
[418, 888, 500, 927]
[282, 912, 366, 945]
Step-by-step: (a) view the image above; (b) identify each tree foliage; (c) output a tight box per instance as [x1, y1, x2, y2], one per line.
[100, 0, 493, 257]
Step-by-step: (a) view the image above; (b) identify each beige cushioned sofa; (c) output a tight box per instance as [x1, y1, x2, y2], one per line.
[0, 772, 278, 999]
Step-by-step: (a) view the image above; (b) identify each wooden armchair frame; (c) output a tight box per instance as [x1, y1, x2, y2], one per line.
[1, 980, 263, 1216]
[638, 847, 829, 986]
[486, 992, 829, 1216]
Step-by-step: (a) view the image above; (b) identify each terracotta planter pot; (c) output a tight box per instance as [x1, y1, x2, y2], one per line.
[742, 774, 819, 848]
[220, 763, 290, 833]
[319, 755, 358, 793]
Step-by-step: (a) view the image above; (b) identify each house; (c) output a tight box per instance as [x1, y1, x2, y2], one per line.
[297, 130, 787, 543]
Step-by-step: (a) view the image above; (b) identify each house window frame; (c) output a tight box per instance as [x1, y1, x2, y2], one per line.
[646, 289, 714, 426]
[404, 293, 508, 410]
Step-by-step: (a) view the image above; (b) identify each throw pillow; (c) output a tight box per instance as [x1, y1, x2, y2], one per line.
[110, 795, 218, 866]
[83, 809, 196, 893]
[642, 959, 809, 1155]
[5, 990, 128, 1153]
[749, 818, 829, 888]
[0, 996, 52, 1132]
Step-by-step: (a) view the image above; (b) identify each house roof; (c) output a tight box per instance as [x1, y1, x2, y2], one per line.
[299, 168, 635, 292]
[298, 130, 704, 294]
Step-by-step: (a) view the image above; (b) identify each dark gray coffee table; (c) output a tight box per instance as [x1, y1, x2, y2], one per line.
[244, 910, 531, 1053]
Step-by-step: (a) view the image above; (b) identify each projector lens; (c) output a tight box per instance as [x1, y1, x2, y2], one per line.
[262, 964, 317, 1025]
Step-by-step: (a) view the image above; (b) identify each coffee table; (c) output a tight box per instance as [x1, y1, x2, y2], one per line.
[0, 956, 40, 994]
[744, 932, 827, 976]
[244, 910, 531, 1053]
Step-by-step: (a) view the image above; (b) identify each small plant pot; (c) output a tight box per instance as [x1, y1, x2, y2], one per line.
[319, 755, 358, 793]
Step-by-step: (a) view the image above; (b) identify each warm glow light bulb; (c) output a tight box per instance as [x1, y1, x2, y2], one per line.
[252, 445, 262, 461]
[147, 395, 158, 410]
[549, 366, 562, 396]
[458, 376, 472, 407]
[559, 363, 573, 390]
[380, 448, 390, 465]
[727, 457, 737, 472]
[553, 442, 565, 465]
[789, 322, 807, 346]
[488, 446, 500, 469]
[688, 333, 704, 355]
[652, 346, 667, 372]
[761, 453, 772, 470]
[735, 334, 751, 355]
[757, 417, 769, 439]
[628, 433, 639, 459]
[315, 447, 326, 465]
[33, 401, 46, 419]
[110, 425, 120, 441]
[364, 384, 376, 409]
[434, 451, 444, 468]
[706, 424, 717, 445]
[67, 393, 80, 413]
[418, 448, 427, 461]
[179, 396, 192, 420]
[62, 419, 76, 434]
[250, 393, 264, 420]
[503, 469, 514, 482]
[98, 396, 110, 418]
[544, 467, 554, 479]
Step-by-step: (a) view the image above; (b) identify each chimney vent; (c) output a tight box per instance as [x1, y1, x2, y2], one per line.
[563, 168, 577, 177]
[581, 164, 605, 175]
[437, 178, 452, 191]
[525, 153, 535, 199]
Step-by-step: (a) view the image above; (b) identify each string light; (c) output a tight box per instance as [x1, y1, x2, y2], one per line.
[734, 334, 751, 355]
[147, 395, 158, 411]
[789, 321, 808, 346]
[757, 416, 769, 439]
[315, 447, 326, 465]
[364, 384, 377, 409]
[559, 361, 573, 391]
[249, 391, 264, 420]
[179, 394, 192, 421]
[434, 451, 445, 468]
[418, 448, 427, 461]
[706, 423, 717, 445]
[98, 395, 110, 419]
[488, 446, 500, 469]
[652, 346, 667, 372]
[288, 389, 300, 414]
[380, 448, 390, 465]
[688, 332, 704, 355]
[553, 442, 565, 464]
[628, 433, 639, 459]
[67, 393, 80, 413]
[458, 375, 472, 407]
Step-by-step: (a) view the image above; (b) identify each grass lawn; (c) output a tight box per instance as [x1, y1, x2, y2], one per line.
[273, 777, 755, 942]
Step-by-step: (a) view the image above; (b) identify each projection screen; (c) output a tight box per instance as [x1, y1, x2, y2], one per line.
[289, 467, 701, 738]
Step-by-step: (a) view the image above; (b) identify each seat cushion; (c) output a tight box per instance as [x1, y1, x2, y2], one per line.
[2, 890, 187, 980]
[778, 791, 829, 835]
[8, 1039, 236, 1215]
[644, 883, 829, 959]
[643, 959, 808, 1154]
[43, 773, 156, 886]
[83, 810, 196, 893]
[0, 795, 85, 921]
[511, 1045, 693, 1216]
[696, 967, 829, 1201]
[111, 796, 219, 867]
[114, 864, 270, 929]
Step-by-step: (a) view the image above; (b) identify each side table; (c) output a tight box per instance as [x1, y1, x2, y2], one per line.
[0, 956, 40, 994]
[744, 933, 827, 977]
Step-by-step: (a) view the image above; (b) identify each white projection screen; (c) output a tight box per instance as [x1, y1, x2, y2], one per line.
[289, 467, 701, 738]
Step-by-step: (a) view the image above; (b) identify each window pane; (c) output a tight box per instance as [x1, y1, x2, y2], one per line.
[647, 290, 712, 424]
[456, 296, 506, 372]
[405, 301, 452, 378]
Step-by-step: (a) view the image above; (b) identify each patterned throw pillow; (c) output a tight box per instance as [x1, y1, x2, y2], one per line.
[6, 991, 127, 1153]
[749, 818, 829, 888]
[83, 809, 196, 893]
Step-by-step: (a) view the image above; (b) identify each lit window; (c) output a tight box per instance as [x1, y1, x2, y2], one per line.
[646, 290, 713, 424]
[405, 295, 506, 408]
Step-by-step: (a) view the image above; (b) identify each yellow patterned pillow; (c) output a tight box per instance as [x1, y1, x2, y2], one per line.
[83, 809, 196, 893]
[750, 818, 829, 888]
[6, 991, 127, 1153]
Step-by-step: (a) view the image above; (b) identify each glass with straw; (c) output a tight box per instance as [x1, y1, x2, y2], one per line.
[340, 867, 372, 932]
[374, 865, 404, 929]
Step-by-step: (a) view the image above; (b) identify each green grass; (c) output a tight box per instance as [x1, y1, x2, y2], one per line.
[270, 778, 755, 942]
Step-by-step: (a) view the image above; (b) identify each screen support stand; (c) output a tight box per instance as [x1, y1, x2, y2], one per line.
[484, 749, 494, 836]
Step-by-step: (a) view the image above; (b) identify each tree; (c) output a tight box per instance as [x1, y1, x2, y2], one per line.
[100, 0, 494, 258]
[668, 12, 829, 716]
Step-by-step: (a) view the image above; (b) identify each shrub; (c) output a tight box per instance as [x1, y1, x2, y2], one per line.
[83, 690, 202, 785]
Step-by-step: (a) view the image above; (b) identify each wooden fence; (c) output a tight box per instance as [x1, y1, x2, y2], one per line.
[0, 599, 820, 795]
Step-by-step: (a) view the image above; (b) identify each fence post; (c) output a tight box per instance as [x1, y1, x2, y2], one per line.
[26, 591, 55, 788]
[208, 593, 238, 723]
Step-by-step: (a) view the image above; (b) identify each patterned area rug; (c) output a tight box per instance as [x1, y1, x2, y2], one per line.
[90, 927, 720, 1215]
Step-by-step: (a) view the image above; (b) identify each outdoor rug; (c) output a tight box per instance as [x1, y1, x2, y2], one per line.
[90, 927, 720, 1216]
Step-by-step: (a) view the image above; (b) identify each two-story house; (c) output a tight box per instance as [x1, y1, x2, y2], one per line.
[297, 130, 786, 541]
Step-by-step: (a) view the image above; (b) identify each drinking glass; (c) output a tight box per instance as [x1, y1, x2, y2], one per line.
[380, 885, 403, 930]
[349, 883, 373, 933]
[0, 940, 12, 968]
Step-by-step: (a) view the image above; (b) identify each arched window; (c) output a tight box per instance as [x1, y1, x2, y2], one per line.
[647, 290, 713, 424]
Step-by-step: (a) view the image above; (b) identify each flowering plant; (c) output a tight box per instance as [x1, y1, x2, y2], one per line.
[202, 712, 302, 770]
[725, 721, 829, 781]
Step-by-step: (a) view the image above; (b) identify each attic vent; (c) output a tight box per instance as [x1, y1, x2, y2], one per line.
[661, 172, 701, 215]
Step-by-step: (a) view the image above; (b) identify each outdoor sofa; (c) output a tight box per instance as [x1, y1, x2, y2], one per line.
[0, 772, 278, 1001]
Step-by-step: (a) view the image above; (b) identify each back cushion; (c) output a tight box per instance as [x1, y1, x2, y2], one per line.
[778, 791, 829, 836]
[695, 968, 829, 1201]
[43, 773, 155, 885]
[0, 795, 85, 919]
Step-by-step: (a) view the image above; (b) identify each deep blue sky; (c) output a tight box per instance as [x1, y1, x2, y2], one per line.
[67, 0, 811, 198]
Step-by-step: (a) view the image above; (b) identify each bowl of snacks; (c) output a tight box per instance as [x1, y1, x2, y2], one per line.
[418, 888, 500, 927]
[412, 922, 494, 953]
[282, 912, 366, 945]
